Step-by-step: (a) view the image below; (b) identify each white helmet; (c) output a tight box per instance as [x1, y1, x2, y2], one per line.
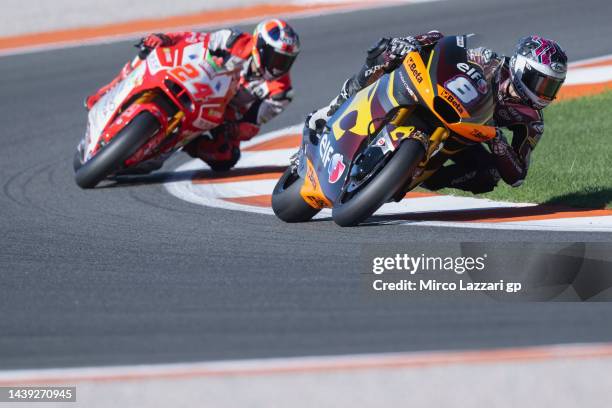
[509, 36, 568, 109]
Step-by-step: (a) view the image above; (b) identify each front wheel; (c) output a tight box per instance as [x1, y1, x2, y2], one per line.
[272, 167, 321, 222]
[332, 139, 425, 227]
[75, 112, 160, 189]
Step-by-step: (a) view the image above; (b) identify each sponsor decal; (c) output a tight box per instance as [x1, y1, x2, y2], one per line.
[147, 52, 163, 74]
[365, 64, 384, 78]
[319, 134, 334, 167]
[306, 195, 327, 209]
[440, 88, 465, 114]
[456, 62, 488, 94]
[307, 164, 317, 189]
[398, 70, 418, 101]
[550, 62, 566, 74]
[407, 57, 423, 84]
[327, 153, 346, 184]
[456, 36, 465, 48]
[471, 128, 490, 141]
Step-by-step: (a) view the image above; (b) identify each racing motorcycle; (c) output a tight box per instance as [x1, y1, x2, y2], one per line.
[272, 35, 498, 226]
[74, 39, 241, 188]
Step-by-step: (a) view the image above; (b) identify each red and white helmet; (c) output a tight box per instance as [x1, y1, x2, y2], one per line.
[252, 19, 300, 80]
[510, 36, 568, 109]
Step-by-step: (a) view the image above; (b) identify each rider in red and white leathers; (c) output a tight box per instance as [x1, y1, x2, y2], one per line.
[85, 19, 300, 172]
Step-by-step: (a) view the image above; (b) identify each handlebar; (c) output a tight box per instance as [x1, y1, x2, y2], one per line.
[135, 40, 151, 60]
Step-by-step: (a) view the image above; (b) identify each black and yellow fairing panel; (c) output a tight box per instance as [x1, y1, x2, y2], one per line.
[300, 66, 420, 208]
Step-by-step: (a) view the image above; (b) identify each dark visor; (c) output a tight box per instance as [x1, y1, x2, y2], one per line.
[523, 66, 564, 100]
[263, 48, 296, 76]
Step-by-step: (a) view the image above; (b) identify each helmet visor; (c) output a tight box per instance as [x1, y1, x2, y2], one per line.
[263, 47, 296, 77]
[522, 65, 564, 101]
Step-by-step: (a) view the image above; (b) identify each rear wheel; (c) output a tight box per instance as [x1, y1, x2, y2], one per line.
[272, 167, 321, 222]
[331, 139, 425, 227]
[75, 112, 160, 189]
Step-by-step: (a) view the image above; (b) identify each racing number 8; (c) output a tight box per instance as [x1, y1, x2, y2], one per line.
[446, 76, 478, 104]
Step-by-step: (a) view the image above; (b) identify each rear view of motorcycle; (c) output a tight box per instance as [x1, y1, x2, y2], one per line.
[272, 35, 497, 226]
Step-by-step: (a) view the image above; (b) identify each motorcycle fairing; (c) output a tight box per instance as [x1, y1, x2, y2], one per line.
[402, 36, 497, 142]
[84, 62, 147, 161]
[81, 39, 242, 169]
[301, 69, 420, 206]
[299, 36, 501, 210]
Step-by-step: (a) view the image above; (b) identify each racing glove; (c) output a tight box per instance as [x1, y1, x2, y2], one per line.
[387, 36, 421, 62]
[136, 33, 173, 59]
[143, 33, 173, 49]
[306, 108, 330, 134]
[487, 128, 512, 156]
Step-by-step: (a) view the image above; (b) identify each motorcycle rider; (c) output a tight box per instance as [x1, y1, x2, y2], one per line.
[306, 32, 568, 194]
[85, 19, 300, 171]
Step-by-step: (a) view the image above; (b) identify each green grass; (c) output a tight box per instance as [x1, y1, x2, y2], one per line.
[436, 91, 612, 208]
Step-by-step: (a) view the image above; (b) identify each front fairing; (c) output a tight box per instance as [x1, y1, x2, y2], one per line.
[82, 40, 242, 164]
[303, 69, 416, 205]
[84, 63, 146, 160]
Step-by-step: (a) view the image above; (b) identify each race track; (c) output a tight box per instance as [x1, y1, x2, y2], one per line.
[1, 0, 612, 370]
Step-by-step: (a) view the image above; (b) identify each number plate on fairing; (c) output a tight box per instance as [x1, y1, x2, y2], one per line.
[170, 44, 237, 130]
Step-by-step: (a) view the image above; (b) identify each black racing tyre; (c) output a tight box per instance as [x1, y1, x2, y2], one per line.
[331, 139, 425, 227]
[75, 112, 160, 189]
[272, 167, 321, 222]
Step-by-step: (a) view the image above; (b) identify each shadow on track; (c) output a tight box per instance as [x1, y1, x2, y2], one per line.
[96, 165, 289, 189]
[367, 191, 612, 225]
[96, 168, 612, 226]
[543, 188, 612, 209]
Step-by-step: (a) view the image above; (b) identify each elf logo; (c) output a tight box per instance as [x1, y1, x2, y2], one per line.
[327, 153, 346, 184]
[319, 134, 334, 167]
[457, 63, 488, 93]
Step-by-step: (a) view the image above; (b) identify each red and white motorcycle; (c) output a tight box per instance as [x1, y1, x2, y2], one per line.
[74, 38, 242, 188]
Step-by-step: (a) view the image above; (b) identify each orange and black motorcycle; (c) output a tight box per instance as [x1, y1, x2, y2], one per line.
[272, 35, 498, 226]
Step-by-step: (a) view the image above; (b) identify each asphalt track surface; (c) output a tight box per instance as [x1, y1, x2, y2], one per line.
[1, 0, 612, 370]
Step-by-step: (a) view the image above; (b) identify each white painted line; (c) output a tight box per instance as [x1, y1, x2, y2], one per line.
[1, 342, 611, 385]
[566, 65, 612, 85]
[569, 53, 612, 67]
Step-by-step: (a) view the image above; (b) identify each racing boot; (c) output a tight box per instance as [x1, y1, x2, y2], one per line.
[183, 125, 242, 172]
[305, 76, 359, 137]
